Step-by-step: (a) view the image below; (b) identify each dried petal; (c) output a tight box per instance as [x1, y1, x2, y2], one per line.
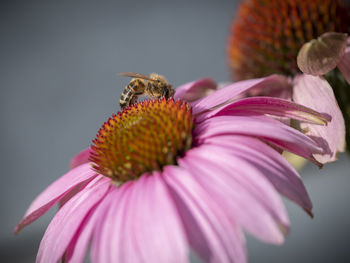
[297, 32, 348, 76]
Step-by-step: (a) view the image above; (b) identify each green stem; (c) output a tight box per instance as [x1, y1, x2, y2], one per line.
[325, 68, 350, 154]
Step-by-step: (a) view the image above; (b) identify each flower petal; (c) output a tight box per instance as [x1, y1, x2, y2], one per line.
[97, 173, 189, 263]
[203, 135, 313, 216]
[338, 44, 350, 85]
[64, 186, 113, 263]
[15, 163, 97, 234]
[36, 176, 110, 263]
[195, 115, 323, 163]
[293, 74, 345, 163]
[178, 145, 289, 244]
[196, 96, 330, 124]
[59, 149, 94, 207]
[164, 165, 247, 263]
[297, 32, 348, 76]
[70, 148, 92, 169]
[58, 183, 87, 209]
[90, 184, 129, 263]
[131, 173, 189, 263]
[192, 74, 289, 115]
[174, 78, 217, 102]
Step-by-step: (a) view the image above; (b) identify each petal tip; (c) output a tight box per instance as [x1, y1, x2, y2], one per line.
[304, 208, 314, 218]
[14, 222, 24, 235]
[278, 223, 290, 239]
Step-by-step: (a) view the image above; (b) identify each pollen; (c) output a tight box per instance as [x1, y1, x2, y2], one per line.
[228, 0, 350, 80]
[89, 98, 193, 182]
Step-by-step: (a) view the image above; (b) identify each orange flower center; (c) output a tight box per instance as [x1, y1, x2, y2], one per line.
[89, 98, 193, 182]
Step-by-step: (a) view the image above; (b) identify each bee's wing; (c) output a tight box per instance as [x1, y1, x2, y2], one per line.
[119, 72, 155, 81]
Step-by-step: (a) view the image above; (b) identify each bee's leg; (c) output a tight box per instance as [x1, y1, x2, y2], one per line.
[146, 82, 155, 96]
[129, 95, 138, 106]
[163, 86, 175, 99]
[128, 78, 147, 106]
[147, 82, 166, 99]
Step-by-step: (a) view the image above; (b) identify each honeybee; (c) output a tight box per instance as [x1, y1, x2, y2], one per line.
[119, 72, 175, 109]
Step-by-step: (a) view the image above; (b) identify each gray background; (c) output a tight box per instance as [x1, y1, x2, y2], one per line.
[1, 0, 349, 262]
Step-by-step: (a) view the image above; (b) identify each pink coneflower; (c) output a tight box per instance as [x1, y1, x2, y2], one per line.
[16, 75, 330, 263]
[228, 0, 349, 161]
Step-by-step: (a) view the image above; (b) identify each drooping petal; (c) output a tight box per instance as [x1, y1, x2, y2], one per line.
[293, 74, 345, 163]
[90, 183, 130, 263]
[64, 187, 113, 263]
[70, 148, 92, 169]
[192, 74, 289, 115]
[196, 96, 330, 124]
[92, 182, 131, 263]
[338, 44, 350, 85]
[58, 183, 87, 209]
[15, 163, 97, 234]
[131, 173, 189, 263]
[178, 145, 289, 244]
[36, 176, 110, 263]
[194, 115, 323, 163]
[297, 32, 348, 76]
[163, 165, 247, 263]
[246, 79, 291, 100]
[97, 173, 189, 263]
[62, 148, 95, 207]
[203, 135, 313, 216]
[174, 78, 217, 102]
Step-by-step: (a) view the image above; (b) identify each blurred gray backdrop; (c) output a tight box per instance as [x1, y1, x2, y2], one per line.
[1, 0, 350, 262]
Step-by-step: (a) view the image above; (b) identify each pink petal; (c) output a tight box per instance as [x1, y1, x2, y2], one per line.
[195, 115, 323, 163]
[174, 78, 217, 102]
[196, 96, 330, 124]
[58, 182, 87, 209]
[70, 148, 92, 169]
[91, 183, 131, 263]
[97, 173, 189, 263]
[132, 173, 189, 263]
[15, 163, 97, 234]
[293, 74, 345, 163]
[203, 135, 313, 216]
[59, 148, 94, 208]
[192, 74, 289, 115]
[164, 165, 247, 263]
[64, 187, 113, 263]
[178, 145, 289, 244]
[90, 184, 129, 263]
[338, 44, 350, 85]
[247, 78, 291, 100]
[36, 176, 111, 263]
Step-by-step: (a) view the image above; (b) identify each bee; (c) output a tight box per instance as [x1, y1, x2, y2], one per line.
[119, 72, 175, 109]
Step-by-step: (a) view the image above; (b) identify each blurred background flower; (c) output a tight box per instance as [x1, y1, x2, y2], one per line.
[228, 0, 350, 156]
[228, 0, 349, 79]
[2, 0, 350, 262]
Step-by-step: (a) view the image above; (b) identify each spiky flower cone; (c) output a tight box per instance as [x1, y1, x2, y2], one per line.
[90, 98, 193, 182]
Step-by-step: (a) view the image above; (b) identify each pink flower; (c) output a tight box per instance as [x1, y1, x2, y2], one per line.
[16, 75, 329, 263]
[294, 32, 349, 163]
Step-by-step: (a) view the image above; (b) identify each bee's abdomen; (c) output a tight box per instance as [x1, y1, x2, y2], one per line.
[120, 88, 134, 109]
[119, 80, 146, 109]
